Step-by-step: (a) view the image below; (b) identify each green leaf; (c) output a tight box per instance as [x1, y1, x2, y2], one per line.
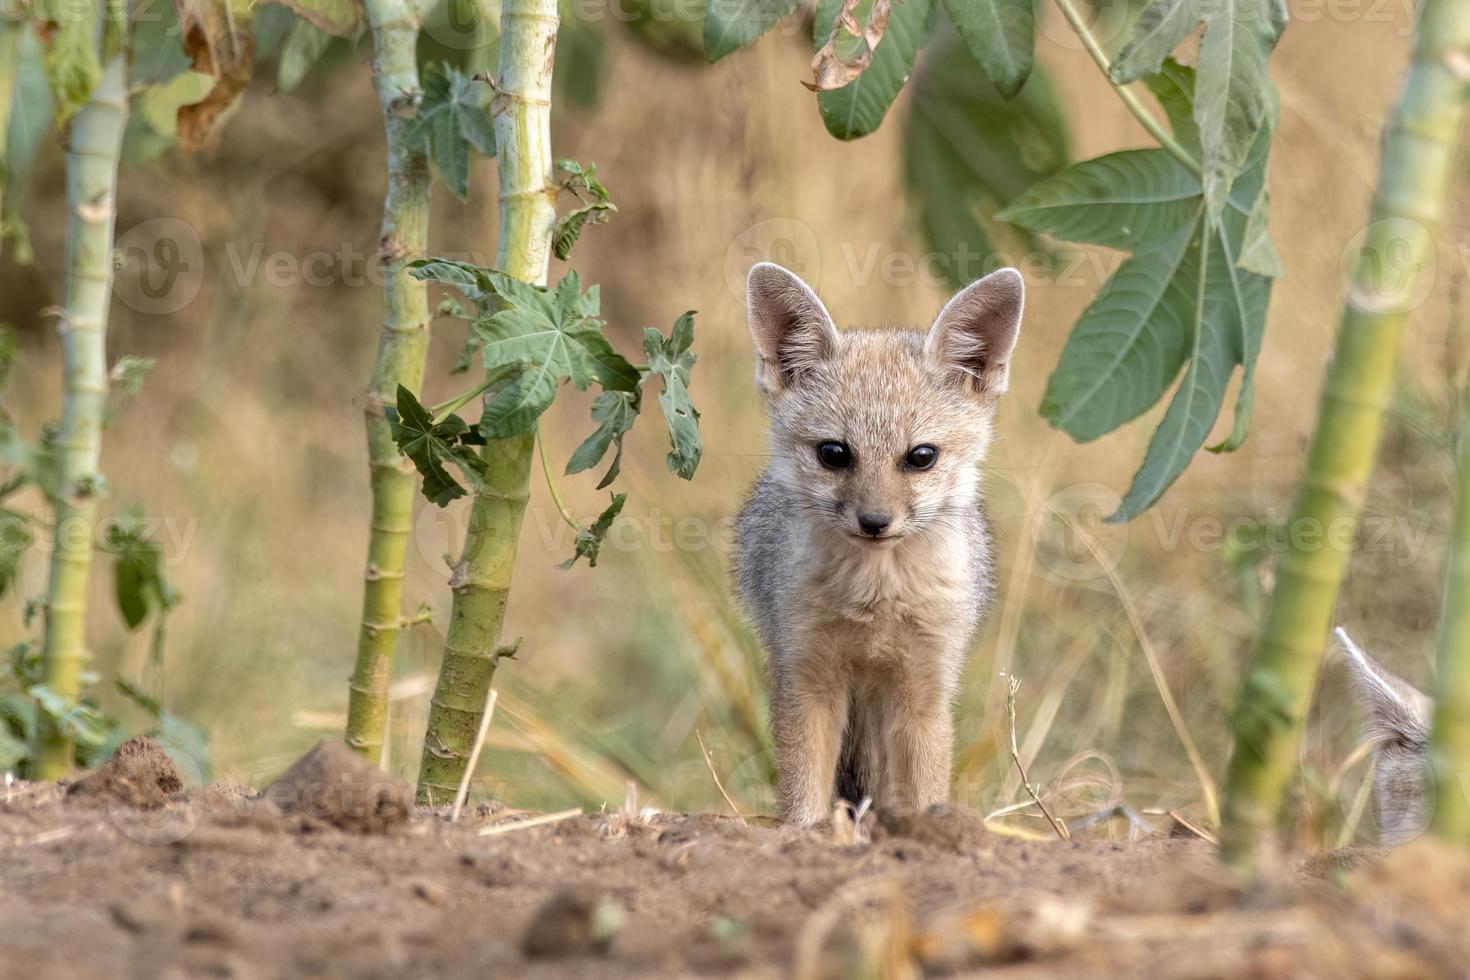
[1003, 144, 1272, 518]
[643, 312, 702, 480]
[40, 0, 102, 124]
[815, 0, 935, 140]
[129, 0, 191, 86]
[0, 720, 27, 771]
[388, 385, 489, 507]
[560, 493, 626, 569]
[474, 271, 639, 438]
[553, 203, 616, 260]
[105, 513, 181, 629]
[409, 257, 493, 300]
[905, 29, 1068, 288]
[276, 18, 334, 92]
[556, 14, 605, 108]
[29, 685, 112, 747]
[1111, 0, 1285, 211]
[567, 390, 640, 490]
[408, 63, 496, 200]
[939, 0, 1032, 98]
[0, 326, 17, 395]
[0, 509, 33, 598]
[703, 0, 796, 61]
[1143, 58, 1200, 154]
[115, 677, 164, 718]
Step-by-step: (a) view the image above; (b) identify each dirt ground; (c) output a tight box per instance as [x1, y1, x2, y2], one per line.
[3, 739, 1468, 979]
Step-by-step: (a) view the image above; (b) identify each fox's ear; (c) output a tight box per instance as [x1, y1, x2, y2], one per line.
[746, 262, 839, 395]
[1337, 628, 1432, 747]
[924, 268, 1024, 399]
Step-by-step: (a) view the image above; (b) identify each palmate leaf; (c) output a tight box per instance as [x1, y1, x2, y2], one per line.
[1110, 0, 1285, 212]
[567, 390, 640, 490]
[939, 0, 1031, 98]
[704, 0, 796, 61]
[408, 63, 497, 200]
[474, 271, 640, 438]
[1001, 136, 1272, 520]
[904, 28, 1068, 288]
[387, 385, 489, 506]
[643, 312, 702, 480]
[814, 0, 935, 139]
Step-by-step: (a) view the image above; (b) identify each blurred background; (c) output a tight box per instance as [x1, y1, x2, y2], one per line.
[2, 0, 1465, 848]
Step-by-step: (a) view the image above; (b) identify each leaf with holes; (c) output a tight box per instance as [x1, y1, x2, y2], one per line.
[643, 312, 702, 480]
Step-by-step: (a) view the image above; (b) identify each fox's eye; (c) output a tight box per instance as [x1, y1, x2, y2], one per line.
[817, 441, 851, 469]
[905, 445, 938, 470]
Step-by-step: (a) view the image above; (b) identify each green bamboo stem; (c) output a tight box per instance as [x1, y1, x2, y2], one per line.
[1431, 421, 1470, 842]
[1218, 0, 1470, 865]
[415, 0, 558, 804]
[344, 0, 434, 763]
[33, 52, 128, 779]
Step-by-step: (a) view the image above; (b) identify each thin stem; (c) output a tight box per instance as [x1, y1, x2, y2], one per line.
[429, 364, 517, 422]
[1006, 677, 1070, 841]
[1051, 0, 1202, 175]
[535, 424, 580, 532]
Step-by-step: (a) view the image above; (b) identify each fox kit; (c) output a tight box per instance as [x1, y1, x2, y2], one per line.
[1337, 629, 1432, 845]
[733, 262, 1023, 824]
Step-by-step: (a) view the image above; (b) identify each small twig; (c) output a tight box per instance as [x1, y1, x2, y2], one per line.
[477, 807, 582, 837]
[1168, 809, 1218, 844]
[1006, 676, 1070, 841]
[695, 729, 746, 825]
[535, 424, 582, 534]
[451, 688, 499, 822]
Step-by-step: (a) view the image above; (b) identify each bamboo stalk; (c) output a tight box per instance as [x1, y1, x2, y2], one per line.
[415, 0, 558, 804]
[1218, 0, 1470, 865]
[32, 51, 128, 779]
[344, 0, 433, 763]
[1431, 422, 1470, 842]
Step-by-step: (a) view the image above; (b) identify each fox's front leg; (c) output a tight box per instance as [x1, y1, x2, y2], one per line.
[770, 661, 849, 824]
[886, 664, 955, 813]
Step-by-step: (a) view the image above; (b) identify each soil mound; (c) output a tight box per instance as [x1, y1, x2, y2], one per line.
[68, 736, 184, 807]
[875, 803, 991, 851]
[259, 738, 411, 833]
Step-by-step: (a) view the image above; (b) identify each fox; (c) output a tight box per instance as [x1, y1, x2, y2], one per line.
[1337, 628, 1432, 845]
[733, 261, 1024, 825]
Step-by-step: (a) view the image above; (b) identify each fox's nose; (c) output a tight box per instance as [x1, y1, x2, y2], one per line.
[857, 511, 891, 536]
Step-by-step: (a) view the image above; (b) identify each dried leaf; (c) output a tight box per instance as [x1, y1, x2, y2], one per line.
[808, 0, 892, 92]
[172, 0, 255, 151]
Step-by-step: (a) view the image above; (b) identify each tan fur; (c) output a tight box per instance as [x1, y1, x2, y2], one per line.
[735, 263, 1023, 823]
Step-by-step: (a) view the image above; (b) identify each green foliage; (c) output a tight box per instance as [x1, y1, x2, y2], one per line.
[408, 62, 496, 200]
[1111, 0, 1286, 211]
[556, 11, 605, 107]
[560, 492, 625, 569]
[552, 159, 616, 260]
[37, 0, 102, 122]
[103, 512, 181, 630]
[904, 29, 1067, 289]
[940, 0, 1031, 98]
[643, 312, 702, 480]
[401, 262, 703, 565]
[1002, 117, 1273, 520]
[276, 18, 334, 91]
[387, 385, 489, 505]
[264, 0, 363, 38]
[703, 0, 796, 61]
[0, 509, 31, 597]
[814, 0, 935, 139]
